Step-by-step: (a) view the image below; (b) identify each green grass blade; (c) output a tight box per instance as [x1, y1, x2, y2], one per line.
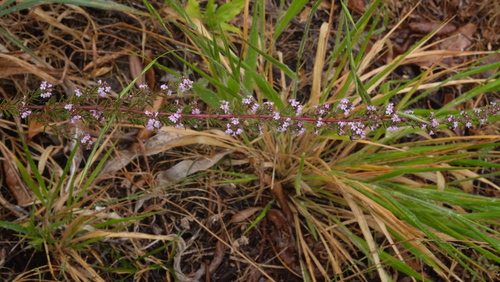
[243, 199, 274, 236]
[0, 0, 146, 17]
[273, 0, 309, 40]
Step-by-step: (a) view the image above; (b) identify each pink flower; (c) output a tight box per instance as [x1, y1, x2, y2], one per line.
[219, 100, 230, 114]
[179, 77, 193, 92]
[146, 118, 162, 130]
[385, 103, 394, 115]
[74, 89, 83, 97]
[71, 115, 82, 123]
[20, 110, 31, 118]
[387, 126, 399, 132]
[97, 80, 111, 97]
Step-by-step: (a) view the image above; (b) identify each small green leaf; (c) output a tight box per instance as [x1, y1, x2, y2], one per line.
[0, 221, 30, 234]
[193, 82, 220, 108]
[219, 22, 242, 33]
[205, 0, 217, 19]
[185, 0, 202, 19]
[215, 0, 245, 23]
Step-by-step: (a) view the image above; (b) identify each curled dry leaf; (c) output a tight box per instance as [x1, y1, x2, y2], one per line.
[129, 53, 146, 87]
[2, 160, 33, 205]
[208, 232, 227, 274]
[173, 231, 205, 282]
[229, 207, 263, 223]
[98, 131, 184, 176]
[156, 150, 233, 183]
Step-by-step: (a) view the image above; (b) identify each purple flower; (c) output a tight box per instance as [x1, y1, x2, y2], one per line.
[74, 88, 83, 97]
[179, 77, 193, 92]
[250, 103, 259, 113]
[71, 115, 82, 123]
[289, 99, 303, 115]
[64, 104, 73, 110]
[276, 118, 291, 132]
[231, 118, 240, 125]
[20, 110, 31, 118]
[39, 81, 53, 98]
[97, 80, 111, 97]
[385, 103, 394, 115]
[316, 117, 324, 128]
[391, 114, 401, 123]
[81, 134, 91, 144]
[431, 118, 439, 127]
[219, 100, 230, 114]
[146, 118, 162, 130]
[243, 96, 253, 105]
[387, 126, 399, 132]
[161, 84, 173, 95]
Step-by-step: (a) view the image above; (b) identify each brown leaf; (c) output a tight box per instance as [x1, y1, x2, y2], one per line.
[2, 160, 33, 205]
[440, 23, 476, 51]
[409, 21, 456, 36]
[129, 53, 145, 87]
[347, 0, 367, 14]
[229, 207, 263, 223]
[267, 209, 301, 276]
[208, 232, 227, 274]
[263, 174, 293, 225]
[157, 149, 233, 182]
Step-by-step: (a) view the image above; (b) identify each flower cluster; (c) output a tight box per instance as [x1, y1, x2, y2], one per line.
[3, 77, 499, 149]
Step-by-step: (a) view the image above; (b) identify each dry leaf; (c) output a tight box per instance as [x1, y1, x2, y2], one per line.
[98, 131, 184, 176]
[156, 150, 233, 183]
[129, 53, 145, 87]
[440, 23, 476, 51]
[2, 160, 33, 205]
[229, 207, 263, 223]
[409, 21, 456, 36]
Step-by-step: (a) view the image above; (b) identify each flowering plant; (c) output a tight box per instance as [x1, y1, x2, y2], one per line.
[3, 77, 499, 149]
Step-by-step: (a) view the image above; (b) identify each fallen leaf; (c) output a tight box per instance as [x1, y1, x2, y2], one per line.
[229, 207, 263, 223]
[409, 21, 456, 36]
[1, 159, 33, 205]
[347, 0, 367, 14]
[440, 23, 476, 51]
[129, 53, 145, 87]
[262, 174, 293, 225]
[208, 232, 227, 274]
[156, 150, 233, 182]
[98, 131, 184, 176]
